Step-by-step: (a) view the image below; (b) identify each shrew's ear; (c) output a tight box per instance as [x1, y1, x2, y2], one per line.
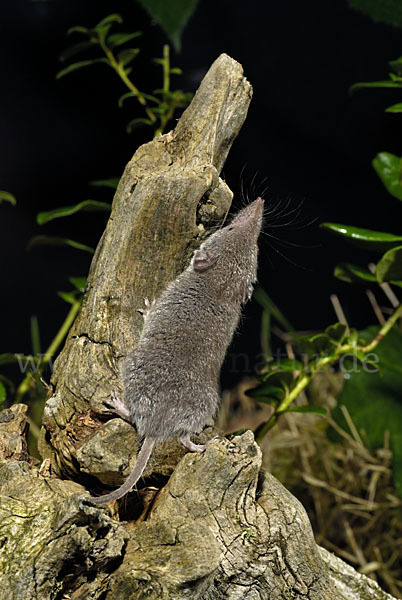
[193, 249, 218, 272]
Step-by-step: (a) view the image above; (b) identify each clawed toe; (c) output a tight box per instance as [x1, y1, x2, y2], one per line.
[179, 433, 222, 453]
[137, 297, 155, 321]
[206, 435, 222, 446]
[104, 391, 131, 422]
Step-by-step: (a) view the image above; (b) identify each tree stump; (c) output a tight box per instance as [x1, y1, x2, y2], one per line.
[0, 404, 395, 599]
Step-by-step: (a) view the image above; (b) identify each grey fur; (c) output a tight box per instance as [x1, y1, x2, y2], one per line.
[92, 197, 264, 504]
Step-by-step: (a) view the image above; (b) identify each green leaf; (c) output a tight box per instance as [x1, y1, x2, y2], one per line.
[58, 291, 79, 304]
[136, 92, 159, 103]
[107, 32, 142, 47]
[170, 67, 182, 74]
[118, 91, 137, 107]
[295, 333, 335, 359]
[96, 27, 113, 45]
[346, 0, 402, 30]
[245, 383, 284, 405]
[352, 349, 380, 373]
[59, 41, 97, 62]
[350, 80, 402, 93]
[30, 315, 41, 356]
[253, 285, 294, 331]
[89, 178, 120, 189]
[372, 152, 402, 201]
[282, 405, 327, 416]
[0, 382, 6, 405]
[118, 91, 158, 107]
[334, 262, 377, 284]
[260, 309, 271, 358]
[160, 89, 192, 106]
[126, 117, 154, 133]
[325, 322, 347, 344]
[376, 245, 402, 284]
[389, 57, 402, 75]
[137, 0, 199, 52]
[67, 25, 89, 36]
[230, 428, 248, 437]
[348, 328, 358, 345]
[248, 368, 298, 406]
[385, 103, 402, 113]
[261, 369, 295, 389]
[271, 358, 303, 371]
[69, 277, 87, 292]
[37, 200, 111, 224]
[151, 105, 169, 115]
[0, 353, 32, 366]
[27, 236, 94, 254]
[95, 14, 123, 29]
[321, 222, 402, 251]
[0, 375, 14, 396]
[56, 58, 108, 79]
[331, 326, 402, 495]
[0, 191, 16, 205]
[117, 48, 140, 68]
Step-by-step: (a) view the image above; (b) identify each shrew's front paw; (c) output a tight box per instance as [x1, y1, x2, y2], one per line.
[104, 391, 131, 422]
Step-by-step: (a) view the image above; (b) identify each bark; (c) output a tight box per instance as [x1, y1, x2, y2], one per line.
[0, 55, 396, 599]
[0, 404, 395, 599]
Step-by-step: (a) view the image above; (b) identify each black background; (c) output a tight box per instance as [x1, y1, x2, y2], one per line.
[1, 0, 401, 387]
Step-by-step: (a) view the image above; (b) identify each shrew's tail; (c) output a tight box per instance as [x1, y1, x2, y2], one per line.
[91, 437, 155, 505]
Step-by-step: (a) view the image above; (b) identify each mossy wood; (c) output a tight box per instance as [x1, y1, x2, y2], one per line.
[0, 406, 395, 599]
[0, 55, 396, 599]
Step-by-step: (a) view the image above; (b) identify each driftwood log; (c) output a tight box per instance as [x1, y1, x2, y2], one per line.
[0, 55, 396, 599]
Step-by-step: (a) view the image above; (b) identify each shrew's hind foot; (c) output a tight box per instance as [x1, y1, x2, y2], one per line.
[179, 433, 221, 453]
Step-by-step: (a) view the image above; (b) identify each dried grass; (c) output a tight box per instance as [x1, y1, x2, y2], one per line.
[220, 372, 402, 598]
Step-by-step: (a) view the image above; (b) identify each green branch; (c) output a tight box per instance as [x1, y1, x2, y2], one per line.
[98, 38, 156, 124]
[255, 302, 402, 444]
[58, 16, 192, 137]
[15, 298, 81, 403]
[360, 302, 402, 353]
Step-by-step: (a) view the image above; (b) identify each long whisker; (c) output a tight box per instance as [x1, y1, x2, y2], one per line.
[266, 209, 303, 228]
[269, 201, 304, 223]
[263, 239, 314, 271]
[266, 196, 295, 219]
[239, 163, 248, 205]
[262, 230, 319, 249]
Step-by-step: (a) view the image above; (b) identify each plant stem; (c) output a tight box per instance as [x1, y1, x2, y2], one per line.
[255, 301, 402, 444]
[15, 299, 81, 402]
[154, 45, 170, 136]
[26, 415, 41, 439]
[45, 298, 82, 361]
[99, 38, 156, 123]
[255, 413, 278, 443]
[162, 44, 170, 95]
[360, 302, 402, 353]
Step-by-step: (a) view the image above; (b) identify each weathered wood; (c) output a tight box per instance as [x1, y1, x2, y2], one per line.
[38, 53, 253, 481]
[0, 409, 395, 599]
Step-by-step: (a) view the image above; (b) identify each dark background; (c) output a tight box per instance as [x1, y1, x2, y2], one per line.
[1, 0, 401, 387]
